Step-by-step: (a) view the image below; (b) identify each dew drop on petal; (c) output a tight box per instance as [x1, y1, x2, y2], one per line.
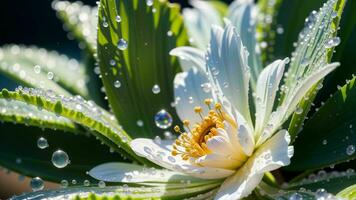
[37, 137, 49, 149]
[30, 177, 44, 191]
[114, 80, 121, 88]
[117, 39, 128, 50]
[152, 84, 160, 94]
[51, 150, 70, 168]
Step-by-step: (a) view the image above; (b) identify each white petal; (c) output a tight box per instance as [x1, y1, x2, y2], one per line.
[227, 0, 262, 89]
[195, 154, 244, 170]
[215, 130, 293, 200]
[183, 0, 222, 49]
[207, 24, 252, 125]
[237, 123, 255, 156]
[130, 138, 235, 179]
[89, 162, 205, 183]
[170, 47, 206, 72]
[174, 67, 213, 124]
[257, 63, 339, 146]
[255, 59, 286, 136]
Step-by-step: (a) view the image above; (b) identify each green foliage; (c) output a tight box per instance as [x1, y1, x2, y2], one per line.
[0, 88, 151, 165]
[10, 183, 220, 200]
[0, 45, 89, 97]
[0, 123, 123, 183]
[287, 76, 356, 170]
[285, 0, 346, 141]
[337, 184, 356, 199]
[52, 1, 97, 54]
[97, 0, 188, 138]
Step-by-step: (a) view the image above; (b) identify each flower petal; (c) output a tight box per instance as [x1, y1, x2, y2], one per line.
[130, 138, 235, 179]
[207, 24, 252, 125]
[89, 162, 206, 183]
[255, 59, 286, 136]
[257, 62, 339, 146]
[195, 153, 244, 170]
[215, 130, 293, 200]
[237, 123, 255, 156]
[170, 47, 206, 72]
[183, 0, 223, 49]
[227, 0, 262, 89]
[174, 67, 213, 125]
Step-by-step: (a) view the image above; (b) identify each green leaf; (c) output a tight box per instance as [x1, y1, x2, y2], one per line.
[0, 123, 124, 183]
[285, 0, 347, 141]
[286, 170, 356, 194]
[52, 1, 97, 54]
[10, 182, 220, 200]
[0, 98, 77, 132]
[337, 184, 356, 200]
[0, 45, 89, 97]
[287, 76, 356, 171]
[256, 0, 284, 64]
[97, 0, 188, 138]
[0, 88, 151, 165]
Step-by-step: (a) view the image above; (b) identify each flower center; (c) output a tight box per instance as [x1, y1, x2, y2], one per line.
[172, 99, 236, 160]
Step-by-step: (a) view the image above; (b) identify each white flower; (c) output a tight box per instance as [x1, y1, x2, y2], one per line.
[90, 1, 339, 199]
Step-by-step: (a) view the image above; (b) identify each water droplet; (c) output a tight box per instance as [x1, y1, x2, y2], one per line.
[137, 120, 144, 127]
[276, 26, 284, 34]
[322, 139, 327, 145]
[114, 80, 121, 88]
[61, 180, 68, 188]
[146, 0, 153, 6]
[51, 150, 70, 168]
[37, 137, 49, 149]
[346, 145, 355, 156]
[154, 109, 172, 129]
[289, 193, 303, 200]
[33, 65, 41, 74]
[102, 21, 108, 28]
[295, 107, 303, 115]
[164, 131, 174, 140]
[167, 30, 173, 37]
[72, 179, 77, 185]
[154, 136, 162, 144]
[30, 177, 44, 191]
[331, 11, 338, 19]
[83, 180, 90, 186]
[47, 72, 54, 80]
[109, 59, 116, 66]
[200, 82, 211, 93]
[325, 37, 340, 48]
[315, 188, 328, 199]
[116, 15, 121, 23]
[117, 39, 128, 50]
[98, 180, 106, 188]
[152, 84, 160, 94]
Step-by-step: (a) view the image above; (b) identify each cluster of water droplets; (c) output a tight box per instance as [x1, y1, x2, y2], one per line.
[282, 0, 340, 101]
[12, 87, 129, 144]
[52, 1, 97, 50]
[0, 45, 88, 95]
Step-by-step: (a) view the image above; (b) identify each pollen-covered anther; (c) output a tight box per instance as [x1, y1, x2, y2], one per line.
[171, 99, 234, 160]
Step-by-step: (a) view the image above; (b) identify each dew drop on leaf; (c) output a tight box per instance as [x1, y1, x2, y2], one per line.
[146, 0, 153, 6]
[33, 65, 41, 74]
[114, 80, 121, 88]
[60, 180, 68, 188]
[137, 120, 144, 127]
[152, 84, 160, 94]
[51, 150, 70, 168]
[154, 109, 172, 129]
[117, 39, 128, 50]
[346, 145, 355, 156]
[47, 72, 54, 80]
[37, 137, 49, 149]
[116, 15, 121, 23]
[30, 177, 44, 191]
[289, 193, 303, 200]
